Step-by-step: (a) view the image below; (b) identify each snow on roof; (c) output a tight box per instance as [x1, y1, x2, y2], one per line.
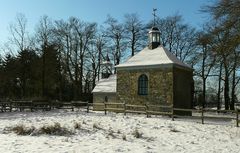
[116, 45, 192, 69]
[92, 75, 116, 93]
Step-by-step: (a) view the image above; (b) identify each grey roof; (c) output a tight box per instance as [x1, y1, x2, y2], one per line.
[115, 45, 192, 70]
[92, 75, 116, 93]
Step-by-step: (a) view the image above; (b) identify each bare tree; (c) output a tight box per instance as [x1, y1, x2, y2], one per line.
[195, 31, 216, 108]
[211, 27, 233, 110]
[104, 15, 126, 71]
[85, 33, 108, 91]
[35, 15, 55, 97]
[205, 0, 240, 110]
[95, 34, 107, 81]
[36, 15, 54, 46]
[124, 13, 145, 56]
[9, 13, 29, 52]
[53, 17, 97, 100]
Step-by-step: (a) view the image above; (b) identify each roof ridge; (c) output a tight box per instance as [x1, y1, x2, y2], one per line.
[116, 46, 192, 69]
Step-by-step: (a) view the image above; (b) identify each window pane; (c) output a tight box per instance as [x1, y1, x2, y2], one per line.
[149, 34, 152, 43]
[138, 74, 148, 95]
[152, 34, 156, 42]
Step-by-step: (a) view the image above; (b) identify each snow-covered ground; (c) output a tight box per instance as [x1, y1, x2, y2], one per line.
[0, 109, 239, 153]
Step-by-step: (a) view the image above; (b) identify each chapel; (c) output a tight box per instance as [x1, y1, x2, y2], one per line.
[92, 25, 194, 111]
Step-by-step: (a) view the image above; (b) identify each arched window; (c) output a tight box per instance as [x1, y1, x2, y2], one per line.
[138, 74, 148, 95]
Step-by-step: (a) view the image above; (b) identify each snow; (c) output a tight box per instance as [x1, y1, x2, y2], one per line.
[92, 75, 116, 93]
[116, 45, 192, 69]
[0, 109, 239, 153]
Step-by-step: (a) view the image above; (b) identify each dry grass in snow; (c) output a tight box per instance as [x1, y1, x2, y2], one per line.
[0, 109, 239, 153]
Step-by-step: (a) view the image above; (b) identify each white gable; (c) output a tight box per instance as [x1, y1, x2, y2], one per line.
[115, 45, 192, 69]
[92, 75, 116, 93]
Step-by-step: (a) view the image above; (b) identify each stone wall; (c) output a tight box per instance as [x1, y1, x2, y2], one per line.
[173, 67, 193, 109]
[116, 67, 173, 106]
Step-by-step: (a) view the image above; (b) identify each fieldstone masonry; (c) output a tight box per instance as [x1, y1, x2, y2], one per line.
[117, 65, 193, 112]
[117, 67, 173, 106]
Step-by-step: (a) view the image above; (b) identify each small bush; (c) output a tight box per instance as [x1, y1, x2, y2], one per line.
[39, 122, 72, 136]
[82, 120, 86, 124]
[6, 122, 72, 136]
[122, 134, 127, 141]
[106, 129, 116, 139]
[10, 125, 35, 135]
[170, 128, 180, 133]
[73, 122, 81, 129]
[132, 129, 143, 138]
[117, 130, 121, 134]
[93, 123, 102, 130]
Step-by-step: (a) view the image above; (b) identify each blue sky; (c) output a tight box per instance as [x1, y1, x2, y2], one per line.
[0, 0, 212, 46]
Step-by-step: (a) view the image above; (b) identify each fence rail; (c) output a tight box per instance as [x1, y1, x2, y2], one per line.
[98, 102, 239, 127]
[0, 100, 239, 127]
[0, 100, 90, 112]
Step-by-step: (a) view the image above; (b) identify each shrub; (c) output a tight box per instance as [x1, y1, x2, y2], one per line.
[106, 129, 116, 139]
[6, 122, 72, 136]
[10, 125, 35, 135]
[82, 120, 86, 124]
[170, 128, 180, 133]
[132, 129, 143, 138]
[73, 122, 81, 129]
[39, 122, 72, 136]
[122, 134, 127, 141]
[93, 123, 102, 130]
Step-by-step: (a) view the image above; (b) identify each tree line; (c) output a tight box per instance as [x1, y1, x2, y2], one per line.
[0, 0, 239, 110]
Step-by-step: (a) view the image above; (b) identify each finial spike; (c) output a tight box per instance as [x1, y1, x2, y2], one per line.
[152, 8, 157, 26]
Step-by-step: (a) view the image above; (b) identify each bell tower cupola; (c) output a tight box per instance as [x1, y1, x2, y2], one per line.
[148, 8, 161, 50]
[148, 27, 160, 50]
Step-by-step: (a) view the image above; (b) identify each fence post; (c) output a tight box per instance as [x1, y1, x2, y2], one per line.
[124, 102, 126, 116]
[71, 102, 74, 112]
[171, 105, 174, 121]
[145, 104, 149, 118]
[10, 100, 12, 112]
[104, 102, 107, 115]
[30, 101, 33, 112]
[201, 108, 204, 124]
[236, 109, 239, 127]
[87, 101, 89, 113]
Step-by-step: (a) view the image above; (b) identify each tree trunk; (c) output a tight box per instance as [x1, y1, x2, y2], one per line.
[131, 33, 135, 57]
[97, 48, 101, 81]
[202, 78, 206, 108]
[201, 47, 206, 108]
[217, 63, 222, 110]
[223, 60, 230, 110]
[42, 46, 46, 98]
[79, 56, 84, 100]
[230, 52, 237, 110]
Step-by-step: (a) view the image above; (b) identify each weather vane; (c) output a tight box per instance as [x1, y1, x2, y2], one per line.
[152, 8, 157, 26]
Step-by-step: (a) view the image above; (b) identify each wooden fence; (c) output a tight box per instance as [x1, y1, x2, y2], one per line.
[93, 102, 240, 127]
[0, 100, 239, 127]
[0, 100, 90, 113]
